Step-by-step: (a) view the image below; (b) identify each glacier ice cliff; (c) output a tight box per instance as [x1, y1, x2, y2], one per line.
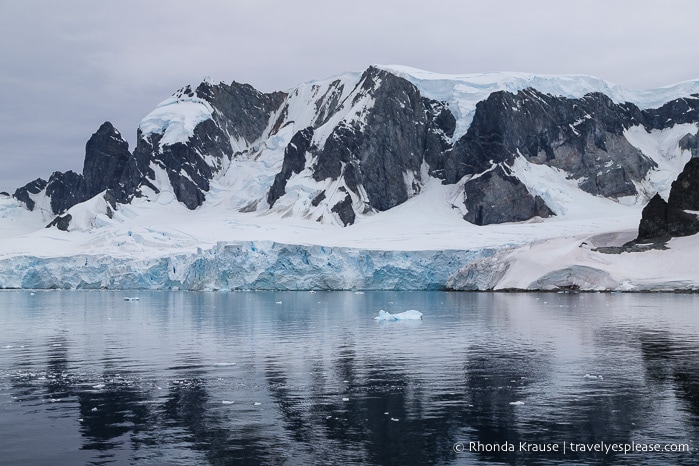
[0, 242, 497, 291]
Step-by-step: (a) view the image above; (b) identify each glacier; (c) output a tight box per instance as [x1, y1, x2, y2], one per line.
[0, 241, 497, 291]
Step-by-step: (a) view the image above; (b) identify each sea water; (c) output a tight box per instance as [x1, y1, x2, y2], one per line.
[0, 291, 697, 465]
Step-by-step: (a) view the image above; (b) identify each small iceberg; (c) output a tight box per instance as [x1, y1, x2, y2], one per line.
[124, 297, 140, 301]
[374, 310, 423, 321]
[509, 401, 525, 406]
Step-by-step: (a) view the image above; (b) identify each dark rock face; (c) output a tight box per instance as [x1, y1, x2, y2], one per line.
[642, 95, 699, 130]
[668, 157, 699, 210]
[195, 81, 286, 145]
[637, 194, 672, 241]
[267, 127, 314, 207]
[45, 170, 85, 215]
[437, 89, 653, 199]
[311, 67, 434, 212]
[636, 158, 699, 242]
[636, 194, 699, 241]
[331, 193, 356, 226]
[83, 122, 131, 199]
[13, 178, 47, 211]
[462, 165, 553, 225]
[107, 129, 159, 206]
[46, 214, 72, 231]
[679, 132, 699, 158]
[311, 190, 326, 207]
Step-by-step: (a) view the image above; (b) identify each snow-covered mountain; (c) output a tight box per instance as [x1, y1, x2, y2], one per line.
[3, 65, 699, 291]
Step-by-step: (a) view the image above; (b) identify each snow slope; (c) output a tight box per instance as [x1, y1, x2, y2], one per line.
[2, 173, 693, 291]
[140, 94, 214, 146]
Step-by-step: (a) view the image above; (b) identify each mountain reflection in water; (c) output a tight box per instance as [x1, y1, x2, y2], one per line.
[0, 291, 697, 465]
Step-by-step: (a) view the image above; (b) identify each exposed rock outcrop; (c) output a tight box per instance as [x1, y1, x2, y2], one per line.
[462, 165, 553, 225]
[13, 178, 47, 211]
[83, 122, 131, 199]
[438, 89, 653, 199]
[636, 158, 699, 242]
[267, 127, 314, 207]
[310, 67, 433, 211]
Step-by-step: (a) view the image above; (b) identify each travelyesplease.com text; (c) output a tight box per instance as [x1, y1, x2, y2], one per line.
[453, 440, 690, 455]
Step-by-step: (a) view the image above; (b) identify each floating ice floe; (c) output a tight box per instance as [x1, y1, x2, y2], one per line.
[584, 374, 603, 380]
[374, 310, 423, 321]
[221, 400, 234, 405]
[124, 297, 139, 301]
[509, 401, 525, 406]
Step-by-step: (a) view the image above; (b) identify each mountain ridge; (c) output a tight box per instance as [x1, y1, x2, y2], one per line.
[2, 65, 699, 291]
[13, 65, 699, 228]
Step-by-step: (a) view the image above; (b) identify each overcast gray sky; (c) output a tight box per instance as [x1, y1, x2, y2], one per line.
[1, 0, 698, 192]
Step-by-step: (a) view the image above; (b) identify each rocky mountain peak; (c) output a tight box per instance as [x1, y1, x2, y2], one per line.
[83, 121, 131, 199]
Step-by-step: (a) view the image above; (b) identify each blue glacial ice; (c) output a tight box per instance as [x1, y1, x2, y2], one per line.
[0, 241, 498, 291]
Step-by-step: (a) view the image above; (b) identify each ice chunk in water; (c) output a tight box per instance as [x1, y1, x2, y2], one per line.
[374, 309, 423, 321]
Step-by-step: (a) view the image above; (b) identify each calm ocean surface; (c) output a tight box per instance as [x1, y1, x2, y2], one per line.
[0, 291, 697, 465]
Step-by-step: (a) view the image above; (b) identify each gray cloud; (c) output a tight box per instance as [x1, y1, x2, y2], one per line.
[1, 0, 698, 192]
